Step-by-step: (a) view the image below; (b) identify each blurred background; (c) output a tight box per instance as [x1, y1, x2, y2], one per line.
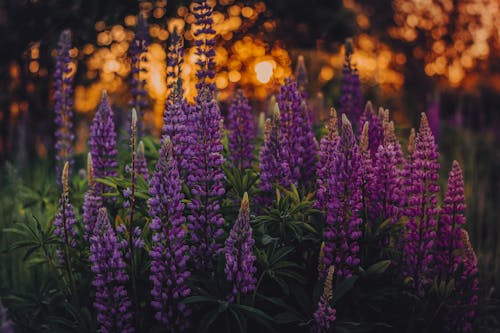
[0, 0, 498, 297]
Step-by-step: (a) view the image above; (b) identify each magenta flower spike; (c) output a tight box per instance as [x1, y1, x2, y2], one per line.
[89, 208, 134, 333]
[148, 137, 191, 330]
[224, 193, 257, 302]
[54, 29, 75, 184]
[403, 113, 439, 296]
[228, 89, 255, 170]
[322, 114, 363, 279]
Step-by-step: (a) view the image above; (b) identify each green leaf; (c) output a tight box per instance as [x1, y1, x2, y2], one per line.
[332, 276, 359, 304]
[366, 260, 391, 275]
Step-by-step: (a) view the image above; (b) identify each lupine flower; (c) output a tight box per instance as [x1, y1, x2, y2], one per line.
[322, 114, 363, 279]
[258, 105, 292, 205]
[224, 193, 257, 302]
[277, 78, 317, 186]
[295, 55, 308, 94]
[83, 153, 102, 241]
[316, 108, 339, 210]
[399, 128, 416, 212]
[193, 0, 216, 93]
[340, 40, 363, 126]
[186, 88, 225, 269]
[90, 208, 134, 333]
[129, 11, 150, 134]
[0, 300, 14, 333]
[403, 113, 439, 296]
[359, 122, 376, 223]
[54, 29, 75, 184]
[313, 265, 336, 332]
[54, 162, 77, 252]
[136, 141, 149, 181]
[148, 137, 191, 330]
[89, 91, 118, 199]
[382, 117, 404, 167]
[228, 89, 255, 170]
[358, 101, 383, 160]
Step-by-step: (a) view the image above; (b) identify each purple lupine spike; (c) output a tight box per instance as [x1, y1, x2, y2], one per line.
[370, 143, 401, 227]
[186, 88, 225, 270]
[54, 162, 77, 252]
[0, 300, 14, 333]
[258, 105, 292, 205]
[295, 55, 308, 94]
[89, 91, 118, 199]
[322, 114, 363, 279]
[359, 122, 376, 224]
[403, 113, 439, 296]
[193, 0, 216, 93]
[340, 39, 363, 127]
[276, 78, 317, 186]
[129, 11, 150, 134]
[382, 116, 404, 167]
[148, 137, 191, 329]
[358, 101, 383, 160]
[54, 29, 75, 184]
[90, 208, 134, 333]
[228, 89, 255, 170]
[136, 141, 149, 181]
[316, 108, 339, 210]
[224, 193, 257, 302]
[166, 29, 184, 96]
[83, 153, 102, 241]
[313, 265, 336, 332]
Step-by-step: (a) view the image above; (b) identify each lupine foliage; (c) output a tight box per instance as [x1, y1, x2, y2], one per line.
[0, 2, 487, 332]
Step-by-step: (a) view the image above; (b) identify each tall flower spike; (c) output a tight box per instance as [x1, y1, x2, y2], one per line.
[358, 101, 383, 160]
[149, 137, 191, 330]
[228, 89, 255, 170]
[359, 122, 376, 224]
[403, 113, 439, 296]
[383, 119, 404, 167]
[316, 108, 339, 210]
[258, 104, 292, 206]
[166, 28, 184, 96]
[54, 29, 75, 185]
[276, 78, 317, 186]
[186, 89, 225, 270]
[89, 91, 118, 200]
[295, 55, 308, 93]
[322, 114, 363, 279]
[83, 153, 102, 241]
[54, 162, 77, 252]
[224, 193, 257, 302]
[90, 208, 134, 333]
[340, 39, 363, 127]
[136, 141, 149, 181]
[193, 0, 216, 93]
[313, 266, 337, 332]
[129, 11, 150, 134]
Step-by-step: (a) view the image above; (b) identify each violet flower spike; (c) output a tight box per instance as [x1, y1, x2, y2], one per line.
[83, 153, 102, 241]
[224, 193, 257, 302]
[136, 141, 149, 181]
[193, 0, 216, 93]
[90, 208, 134, 333]
[54, 29, 75, 185]
[295, 55, 308, 95]
[89, 91, 118, 201]
[54, 162, 77, 253]
[313, 266, 336, 332]
[403, 113, 439, 296]
[340, 39, 363, 127]
[228, 89, 255, 170]
[148, 137, 191, 330]
[322, 114, 363, 279]
[357, 101, 383, 160]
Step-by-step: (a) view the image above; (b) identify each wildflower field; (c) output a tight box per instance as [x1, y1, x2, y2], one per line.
[0, 0, 499, 332]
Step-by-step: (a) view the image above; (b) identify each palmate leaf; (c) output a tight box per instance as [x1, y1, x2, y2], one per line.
[365, 260, 391, 275]
[332, 275, 359, 304]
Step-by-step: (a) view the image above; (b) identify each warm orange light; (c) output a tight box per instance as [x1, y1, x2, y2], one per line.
[255, 61, 274, 84]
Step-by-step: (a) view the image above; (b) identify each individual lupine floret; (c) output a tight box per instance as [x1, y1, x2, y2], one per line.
[135, 141, 149, 181]
[83, 153, 102, 241]
[186, 88, 225, 269]
[276, 78, 317, 186]
[403, 113, 439, 296]
[358, 101, 383, 160]
[258, 105, 292, 205]
[224, 193, 257, 302]
[313, 266, 336, 332]
[90, 208, 134, 333]
[316, 108, 339, 210]
[129, 11, 150, 133]
[89, 91, 118, 199]
[193, 0, 216, 93]
[340, 40, 363, 127]
[54, 29, 75, 184]
[227, 89, 255, 170]
[322, 115, 363, 279]
[148, 137, 191, 330]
